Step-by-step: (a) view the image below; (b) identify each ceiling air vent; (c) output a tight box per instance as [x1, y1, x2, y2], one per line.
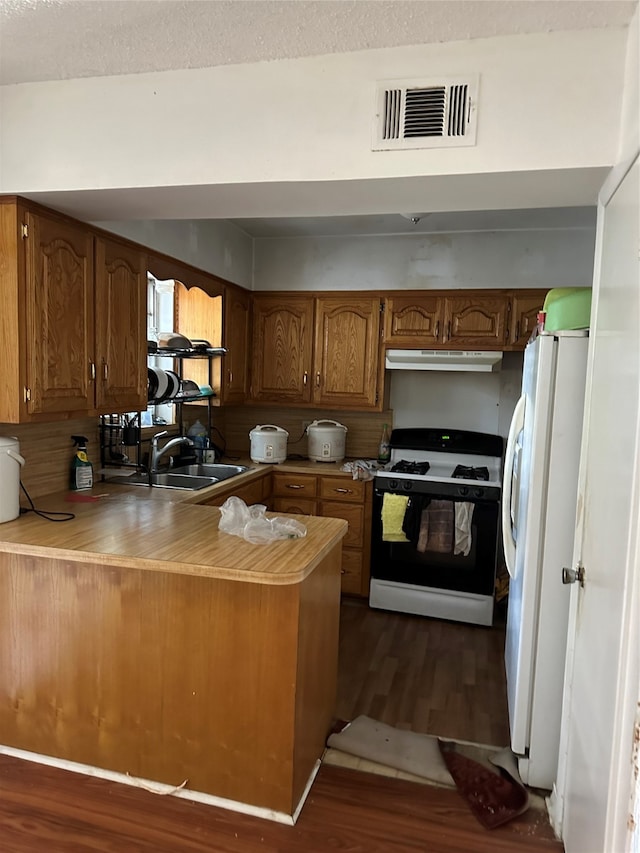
[373, 76, 478, 150]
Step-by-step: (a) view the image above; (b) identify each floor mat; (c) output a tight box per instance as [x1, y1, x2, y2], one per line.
[326, 715, 533, 829]
[439, 739, 530, 829]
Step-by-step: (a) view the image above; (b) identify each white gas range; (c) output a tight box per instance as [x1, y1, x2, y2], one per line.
[370, 428, 504, 626]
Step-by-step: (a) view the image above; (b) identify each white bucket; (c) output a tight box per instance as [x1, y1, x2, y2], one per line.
[0, 436, 25, 523]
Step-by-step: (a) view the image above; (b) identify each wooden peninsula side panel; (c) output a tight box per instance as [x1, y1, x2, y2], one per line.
[0, 544, 342, 817]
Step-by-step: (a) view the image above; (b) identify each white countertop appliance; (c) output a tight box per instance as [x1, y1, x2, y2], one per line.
[502, 330, 588, 790]
[0, 436, 25, 523]
[249, 424, 288, 464]
[370, 427, 503, 628]
[306, 419, 347, 463]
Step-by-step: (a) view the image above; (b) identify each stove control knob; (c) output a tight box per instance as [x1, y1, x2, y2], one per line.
[459, 486, 469, 497]
[474, 488, 484, 498]
[389, 480, 399, 490]
[403, 481, 413, 491]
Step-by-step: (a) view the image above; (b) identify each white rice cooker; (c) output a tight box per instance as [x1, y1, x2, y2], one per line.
[0, 436, 25, 523]
[249, 425, 289, 464]
[306, 419, 348, 463]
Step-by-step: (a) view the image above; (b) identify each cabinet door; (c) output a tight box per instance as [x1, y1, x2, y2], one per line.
[221, 286, 250, 404]
[384, 294, 444, 346]
[250, 295, 313, 403]
[94, 236, 147, 413]
[318, 501, 364, 549]
[24, 211, 94, 415]
[272, 497, 317, 516]
[199, 476, 269, 508]
[442, 294, 507, 349]
[509, 290, 547, 348]
[340, 550, 364, 596]
[313, 297, 382, 409]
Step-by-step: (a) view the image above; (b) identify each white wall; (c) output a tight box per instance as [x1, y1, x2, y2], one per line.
[618, 7, 639, 163]
[95, 218, 253, 288]
[0, 29, 626, 210]
[253, 228, 595, 291]
[389, 352, 523, 438]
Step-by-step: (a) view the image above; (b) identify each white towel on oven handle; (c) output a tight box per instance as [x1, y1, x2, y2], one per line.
[454, 502, 474, 557]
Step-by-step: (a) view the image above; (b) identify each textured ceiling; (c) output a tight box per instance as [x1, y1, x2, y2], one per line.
[0, 0, 636, 86]
[1, 0, 635, 235]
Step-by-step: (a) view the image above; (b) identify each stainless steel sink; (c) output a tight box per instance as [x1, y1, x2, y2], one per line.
[149, 472, 222, 490]
[107, 463, 249, 491]
[170, 463, 249, 479]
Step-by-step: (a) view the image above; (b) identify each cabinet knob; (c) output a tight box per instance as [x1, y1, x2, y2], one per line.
[434, 321, 440, 340]
[286, 483, 305, 490]
[303, 371, 308, 386]
[315, 371, 321, 387]
[102, 361, 109, 380]
[334, 488, 352, 494]
[89, 361, 96, 381]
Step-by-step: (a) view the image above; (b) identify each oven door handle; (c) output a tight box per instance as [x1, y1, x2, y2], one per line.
[502, 394, 525, 579]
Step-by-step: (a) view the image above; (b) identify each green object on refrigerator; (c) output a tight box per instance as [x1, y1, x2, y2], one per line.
[543, 288, 592, 331]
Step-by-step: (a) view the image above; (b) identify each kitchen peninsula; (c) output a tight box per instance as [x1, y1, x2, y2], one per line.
[0, 489, 347, 823]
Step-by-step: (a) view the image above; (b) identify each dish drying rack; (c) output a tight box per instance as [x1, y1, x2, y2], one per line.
[100, 344, 227, 477]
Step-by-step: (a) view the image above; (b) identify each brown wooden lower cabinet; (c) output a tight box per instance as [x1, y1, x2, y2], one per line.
[272, 496, 317, 515]
[0, 544, 342, 817]
[198, 471, 272, 509]
[272, 471, 372, 597]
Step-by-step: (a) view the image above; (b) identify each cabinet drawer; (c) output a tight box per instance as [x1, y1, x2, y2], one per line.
[272, 472, 318, 499]
[319, 476, 365, 502]
[272, 497, 317, 516]
[340, 549, 363, 596]
[319, 501, 364, 548]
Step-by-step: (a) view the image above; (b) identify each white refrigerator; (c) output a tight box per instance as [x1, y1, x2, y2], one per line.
[502, 330, 588, 790]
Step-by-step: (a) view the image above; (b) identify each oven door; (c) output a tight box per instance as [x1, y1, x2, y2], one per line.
[370, 486, 500, 598]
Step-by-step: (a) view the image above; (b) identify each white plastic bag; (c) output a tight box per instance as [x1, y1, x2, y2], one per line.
[218, 496, 307, 544]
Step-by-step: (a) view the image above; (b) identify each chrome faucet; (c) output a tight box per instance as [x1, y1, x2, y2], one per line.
[149, 431, 194, 475]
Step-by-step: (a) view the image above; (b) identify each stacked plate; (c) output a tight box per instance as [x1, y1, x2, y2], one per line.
[148, 367, 181, 403]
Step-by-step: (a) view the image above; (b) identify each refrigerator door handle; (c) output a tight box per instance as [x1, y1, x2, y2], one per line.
[502, 394, 526, 578]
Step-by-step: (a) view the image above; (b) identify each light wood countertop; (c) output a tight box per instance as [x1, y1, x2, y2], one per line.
[0, 467, 348, 584]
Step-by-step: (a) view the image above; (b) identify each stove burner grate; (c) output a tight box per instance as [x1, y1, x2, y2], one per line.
[452, 465, 490, 481]
[390, 460, 431, 475]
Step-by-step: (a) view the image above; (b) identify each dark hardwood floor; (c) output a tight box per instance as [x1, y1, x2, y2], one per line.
[0, 600, 561, 852]
[336, 598, 511, 746]
[0, 753, 563, 852]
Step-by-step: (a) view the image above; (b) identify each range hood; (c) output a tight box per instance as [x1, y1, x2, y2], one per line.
[385, 349, 503, 373]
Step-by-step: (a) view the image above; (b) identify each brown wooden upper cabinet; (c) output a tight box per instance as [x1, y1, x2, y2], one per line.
[250, 295, 315, 404]
[383, 293, 443, 346]
[508, 290, 547, 348]
[250, 294, 384, 410]
[385, 291, 506, 350]
[0, 198, 147, 423]
[443, 294, 507, 349]
[221, 285, 250, 404]
[94, 235, 148, 414]
[384, 289, 547, 352]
